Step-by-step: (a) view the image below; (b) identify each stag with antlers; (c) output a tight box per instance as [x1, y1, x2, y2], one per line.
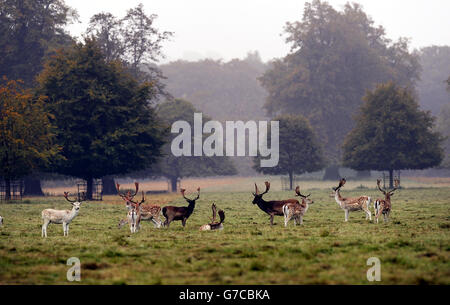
[282, 186, 314, 227]
[252, 181, 299, 226]
[200, 203, 225, 231]
[331, 178, 372, 222]
[117, 182, 163, 231]
[374, 179, 399, 223]
[162, 187, 200, 228]
[41, 192, 86, 237]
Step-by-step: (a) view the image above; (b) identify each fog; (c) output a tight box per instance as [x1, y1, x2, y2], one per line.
[65, 0, 450, 63]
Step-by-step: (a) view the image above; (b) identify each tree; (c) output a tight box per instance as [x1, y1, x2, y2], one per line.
[342, 82, 444, 188]
[253, 114, 325, 189]
[37, 39, 166, 199]
[259, 0, 420, 179]
[154, 99, 237, 191]
[0, 0, 77, 86]
[0, 79, 59, 200]
[85, 4, 172, 95]
[417, 46, 450, 115]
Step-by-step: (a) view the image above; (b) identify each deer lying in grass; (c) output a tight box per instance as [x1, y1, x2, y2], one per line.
[117, 182, 162, 229]
[200, 203, 225, 231]
[162, 187, 200, 228]
[252, 181, 299, 226]
[331, 178, 372, 222]
[283, 186, 314, 227]
[374, 179, 399, 223]
[41, 192, 86, 237]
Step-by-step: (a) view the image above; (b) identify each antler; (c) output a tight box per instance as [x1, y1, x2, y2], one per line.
[253, 183, 259, 195]
[389, 179, 400, 194]
[211, 203, 217, 223]
[333, 178, 346, 191]
[63, 192, 77, 204]
[262, 181, 270, 195]
[376, 179, 386, 194]
[181, 187, 200, 201]
[295, 186, 310, 198]
[117, 182, 139, 201]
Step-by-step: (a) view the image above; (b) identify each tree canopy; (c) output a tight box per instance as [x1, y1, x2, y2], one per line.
[0, 0, 77, 86]
[253, 114, 325, 189]
[259, 0, 421, 176]
[342, 82, 444, 187]
[154, 99, 237, 191]
[0, 79, 59, 200]
[417, 46, 450, 115]
[37, 38, 166, 198]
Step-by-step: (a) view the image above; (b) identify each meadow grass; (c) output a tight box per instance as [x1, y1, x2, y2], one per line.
[0, 182, 449, 284]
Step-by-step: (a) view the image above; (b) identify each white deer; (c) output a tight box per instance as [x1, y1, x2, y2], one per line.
[283, 186, 314, 227]
[41, 192, 86, 237]
[331, 178, 372, 222]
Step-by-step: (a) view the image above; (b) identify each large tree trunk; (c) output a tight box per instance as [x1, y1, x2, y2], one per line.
[170, 177, 178, 193]
[288, 171, 293, 190]
[323, 165, 341, 180]
[4, 178, 11, 201]
[23, 176, 44, 196]
[101, 176, 116, 195]
[389, 169, 394, 189]
[86, 177, 93, 200]
[355, 170, 371, 179]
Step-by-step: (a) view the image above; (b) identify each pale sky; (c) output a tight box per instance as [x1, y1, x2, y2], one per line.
[65, 0, 450, 63]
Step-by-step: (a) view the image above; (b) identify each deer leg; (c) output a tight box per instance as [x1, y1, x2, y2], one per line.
[299, 215, 303, 225]
[42, 220, 49, 237]
[344, 210, 349, 222]
[182, 218, 187, 227]
[270, 214, 274, 226]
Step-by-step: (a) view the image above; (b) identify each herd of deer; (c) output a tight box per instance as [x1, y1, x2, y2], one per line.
[30, 178, 399, 237]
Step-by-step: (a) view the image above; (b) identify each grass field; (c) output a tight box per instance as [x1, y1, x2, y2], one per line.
[0, 177, 449, 284]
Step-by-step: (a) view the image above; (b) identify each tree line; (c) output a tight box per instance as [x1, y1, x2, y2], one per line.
[0, 0, 447, 199]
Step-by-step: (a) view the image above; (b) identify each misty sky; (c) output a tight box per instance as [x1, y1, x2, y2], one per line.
[65, 0, 450, 63]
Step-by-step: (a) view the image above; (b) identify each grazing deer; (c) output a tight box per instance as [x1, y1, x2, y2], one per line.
[162, 187, 200, 228]
[283, 186, 314, 227]
[331, 178, 372, 222]
[374, 178, 399, 223]
[200, 203, 225, 231]
[0, 215, 3, 227]
[117, 182, 162, 229]
[252, 181, 299, 226]
[41, 192, 86, 237]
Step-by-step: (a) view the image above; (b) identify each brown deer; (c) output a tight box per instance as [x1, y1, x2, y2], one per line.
[117, 182, 162, 230]
[252, 181, 299, 226]
[331, 178, 372, 222]
[283, 186, 314, 227]
[162, 187, 200, 228]
[199, 203, 225, 231]
[374, 178, 399, 223]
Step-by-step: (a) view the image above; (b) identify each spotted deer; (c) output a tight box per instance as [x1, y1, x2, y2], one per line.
[162, 187, 200, 228]
[374, 178, 399, 223]
[252, 181, 299, 226]
[41, 192, 86, 237]
[332, 178, 372, 222]
[117, 182, 162, 229]
[200, 203, 225, 231]
[283, 186, 314, 227]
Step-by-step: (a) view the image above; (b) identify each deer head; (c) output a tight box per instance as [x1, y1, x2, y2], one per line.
[252, 181, 270, 204]
[180, 187, 200, 205]
[376, 179, 399, 200]
[63, 192, 86, 211]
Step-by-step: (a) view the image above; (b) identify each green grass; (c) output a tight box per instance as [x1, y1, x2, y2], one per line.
[0, 185, 449, 284]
